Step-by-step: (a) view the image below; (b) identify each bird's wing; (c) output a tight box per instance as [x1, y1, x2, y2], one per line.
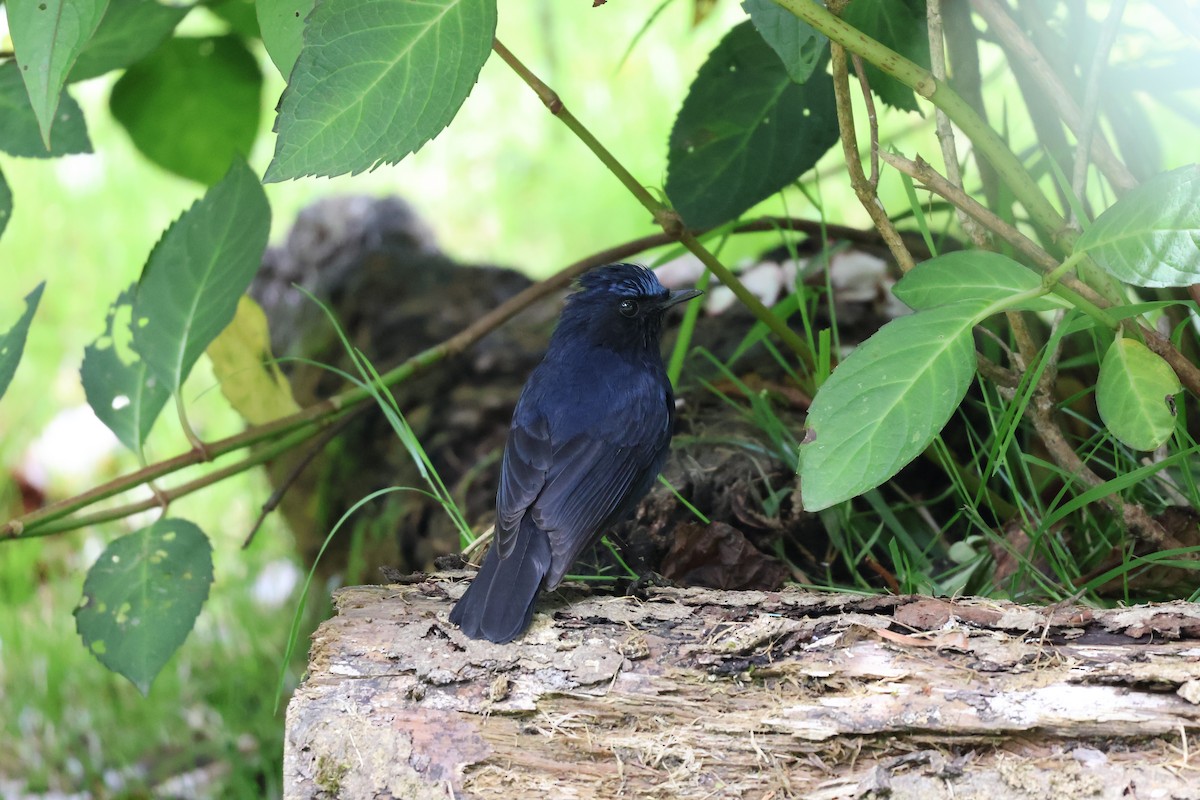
[495, 411, 553, 558]
[533, 391, 673, 588]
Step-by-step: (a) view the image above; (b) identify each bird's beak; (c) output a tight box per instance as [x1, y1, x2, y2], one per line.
[658, 288, 704, 310]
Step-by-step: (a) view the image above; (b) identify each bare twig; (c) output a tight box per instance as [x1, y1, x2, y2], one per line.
[878, 150, 1055, 270]
[1070, 0, 1129, 225]
[849, 54, 879, 190]
[825, 3, 916, 272]
[970, 0, 1138, 194]
[926, 0, 989, 247]
[243, 412, 360, 549]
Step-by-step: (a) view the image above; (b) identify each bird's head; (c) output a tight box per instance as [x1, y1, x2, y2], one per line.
[558, 263, 703, 353]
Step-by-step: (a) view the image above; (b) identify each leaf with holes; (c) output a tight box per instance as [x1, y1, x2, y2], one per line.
[666, 20, 838, 229]
[742, 0, 827, 83]
[81, 285, 170, 454]
[1096, 336, 1182, 451]
[893, 251, 1067, 312]
[0, 282, 45, 403]
[258, 0, 313, 79]
[7, 0, 108, 147]
[207, 295, 301, 424]
[1075, 165, 1200, 288]
[74, 519, 213, 694]
[264, 0, 497, 181]
[800, 301, 979, 510]
[70, 0, 189, 81]
[0, 61, 91, 157]
[841, 0, 928, 112]
[110, 36, 262, 185]
[131, 159, 270, 394]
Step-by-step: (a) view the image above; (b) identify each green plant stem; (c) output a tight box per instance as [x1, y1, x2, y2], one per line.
[491, 38, 815, 368]
[17, 418, 337, 539]
[1042, 251, 1087, 288]
[772, 0, 1070, 248]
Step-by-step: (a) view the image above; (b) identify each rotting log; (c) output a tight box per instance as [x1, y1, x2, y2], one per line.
[284, 578, 1200, 799]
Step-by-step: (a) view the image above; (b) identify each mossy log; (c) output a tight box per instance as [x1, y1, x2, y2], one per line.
[284, 578, 1200, 799]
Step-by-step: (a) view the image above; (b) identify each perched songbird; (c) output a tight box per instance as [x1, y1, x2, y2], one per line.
[450, 263, 703, 642]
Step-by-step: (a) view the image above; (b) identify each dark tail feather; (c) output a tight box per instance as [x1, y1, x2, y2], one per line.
[449, 519, 552, 643]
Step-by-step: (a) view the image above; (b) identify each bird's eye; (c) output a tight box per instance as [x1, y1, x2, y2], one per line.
[618, 299, 639, 318]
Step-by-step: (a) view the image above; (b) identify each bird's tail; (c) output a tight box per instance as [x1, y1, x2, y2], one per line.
[449, 518, 552, 643]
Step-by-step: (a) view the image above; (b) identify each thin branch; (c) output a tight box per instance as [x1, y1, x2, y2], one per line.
[15, 419, 337, 539]
[1070, 0, 1128, 225]
[849, 54, 879, 190]
[826, 1, 916, 272]
[242, 412, 359, 549]
[969, 0, 1138, 194]
[878, 150, 1055, 270]
[926, 0, 989, 247]
[491, 38, 815, 367]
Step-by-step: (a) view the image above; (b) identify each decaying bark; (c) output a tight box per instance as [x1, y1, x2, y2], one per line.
[285, 579, 1200, 799]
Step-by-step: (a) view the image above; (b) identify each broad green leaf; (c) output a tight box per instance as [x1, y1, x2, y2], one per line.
[207, 295, 301, 424]
[0, 61, 92, 157]
[742, 0, 827, 83]
[70, 0, 190, 81]
[74, 519, 213, 694]
[7, 0, 108, 147]
[666, 21, 838, 229]
[0, 282, 45, 403]
[800, 302, 979, 510]
[206, 0, 260, 38]
[257, 0, 313, 78]
[893, 251, 1067, 312]
[1096, 336, 1182, 451]
[840, 0, 929, 112]
[110, 35, 262, 185]
[132, 159, 271, 394]
[81, 285, 170, 454]
[0, 167, 11, 240]
[1075, 164, 1200, 287]
[264, 0, 497, 182]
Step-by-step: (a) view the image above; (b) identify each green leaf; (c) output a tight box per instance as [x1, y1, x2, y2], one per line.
[666, 21, 838, 229]
[0, 61, 92, 157]
[257, 0, 313, 79]
[742, 0, 827, 83]
[205, 0, 261, 39]
[264, 0, 497, 182]
[893, 251, 1067, 312]
[70, 0, 190, 81]
[0, 282, 45, 403]
[1075, 164, 1200, 288]
[110, 35, 262, 185]
[81, 285, 171, 454]
[0, 166, 11, 240]
[132, 159, 271, 394]
[840, 0, 929, 112]
[7, 0, 108, 147]
[1096, 336, 1182, 451]
[207, 295, 301, 424]
[800, 302, 979, 510]
[74, 519, 213, 695]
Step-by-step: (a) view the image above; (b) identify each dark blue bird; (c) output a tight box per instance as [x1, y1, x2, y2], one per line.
[449, 263, 703, 643]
